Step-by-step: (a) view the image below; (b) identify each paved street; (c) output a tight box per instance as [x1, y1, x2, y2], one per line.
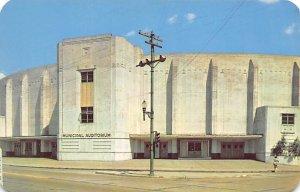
[1, 158, 300, 192]
[3, 165, 300, 192]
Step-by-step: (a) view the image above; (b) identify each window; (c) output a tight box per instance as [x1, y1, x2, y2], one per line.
[80, 71, 94, 121]
[81, 71, 93, 82]
[81, 107, 93, 123]
[282, 113, 295, 125]
[188, 142, 201, 151]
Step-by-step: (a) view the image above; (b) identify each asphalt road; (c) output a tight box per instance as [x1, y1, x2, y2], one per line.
[2, 165, 300, 192]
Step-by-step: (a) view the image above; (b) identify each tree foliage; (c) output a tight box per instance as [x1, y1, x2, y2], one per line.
[272, 136, 287, 156]
[288, 137, 300, 157]
[272, 137, 300, 157]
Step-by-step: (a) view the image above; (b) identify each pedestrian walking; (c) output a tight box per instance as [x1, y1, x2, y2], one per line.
[273, 155, 279, 172]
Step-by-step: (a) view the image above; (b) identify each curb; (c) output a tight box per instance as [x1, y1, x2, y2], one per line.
[3, 163, 272, 172]
[95, 171, 163, 178]
[2, 163, 277, 173]
[94, 170, 266, 179]
[4, 163, 300, 175]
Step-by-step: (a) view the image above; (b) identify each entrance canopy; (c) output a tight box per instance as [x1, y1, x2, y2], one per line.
[0, 136, 57, 141]
[130, 134, 263, 140]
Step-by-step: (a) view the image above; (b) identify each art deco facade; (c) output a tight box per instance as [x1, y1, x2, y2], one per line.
[0, 34, 299, 162]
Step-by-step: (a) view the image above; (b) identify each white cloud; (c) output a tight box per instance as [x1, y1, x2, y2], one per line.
[285, 23, 296, 35]
[0, 0, 9, 13]
[0, 72, 5, 79]
[125, 30, 135, 37]
[258, 0, 280, 4]
[288, 0, 300, 11]
[167, 15, 178, 24]
[185, 13, 196, 23]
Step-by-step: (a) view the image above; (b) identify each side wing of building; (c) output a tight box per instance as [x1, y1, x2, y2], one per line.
[131, 53, 300, 161]
[0, 64, 58, 157]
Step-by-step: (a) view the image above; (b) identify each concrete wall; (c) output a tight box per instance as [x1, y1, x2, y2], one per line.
[58, 34, 143, 160]
[265, 107, 300, 161]
[0, 117, 5, 137]
[254, 106, 300, 162]
[0, 64, 58, 138]
[138, 54, 300, 136]
[253, 107, 267, 161]
[0, 141, 11, 155]
[58, 34, 114, 160]
[112, 37, 143, 160]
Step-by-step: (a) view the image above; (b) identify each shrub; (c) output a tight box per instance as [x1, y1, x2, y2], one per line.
[288, 137, 300, 157]
[272, 136, 287, 156]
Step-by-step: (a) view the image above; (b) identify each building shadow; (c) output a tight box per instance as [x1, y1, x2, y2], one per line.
[292, 62, 299, 106]
[206, 59, 213, 135]
[247, 60, 254, 134]
[166, 61, 173, 135]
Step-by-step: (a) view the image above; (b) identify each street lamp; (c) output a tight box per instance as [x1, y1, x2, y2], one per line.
[142, 100, 147, 112]
[142, 100, 151, 121]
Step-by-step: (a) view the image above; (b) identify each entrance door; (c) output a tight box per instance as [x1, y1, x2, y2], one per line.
[221, 142, 244, 159]
[159, 142, 168, 159]
[144, 142, 150, 159]
[188, 141, 201, 158]
[180, 140, 210, 158]
[14, 142, 21, 156]
[25, 142, 33, 157]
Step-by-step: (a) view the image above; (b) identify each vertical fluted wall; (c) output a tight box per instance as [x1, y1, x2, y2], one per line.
[292, 62, 299, 106]
[40, 70, 50, 135]
[247, 60, 259, 134]
[21, 75, 29, 136]
[5, 79, 12, 137]
[211, 60, 218, 135]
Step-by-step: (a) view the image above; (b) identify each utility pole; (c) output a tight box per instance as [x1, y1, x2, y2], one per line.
[137, 31, 165, 176]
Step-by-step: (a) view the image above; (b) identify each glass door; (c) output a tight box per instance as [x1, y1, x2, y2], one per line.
[188, 142, 201, 158]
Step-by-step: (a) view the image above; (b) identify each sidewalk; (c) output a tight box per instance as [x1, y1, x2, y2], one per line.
[3, 157, 300, 178]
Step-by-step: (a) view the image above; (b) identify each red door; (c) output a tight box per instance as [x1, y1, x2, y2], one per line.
[159, 142, 168, 159]
[221, 142, 244, 159]
[144, 142, 150, 159]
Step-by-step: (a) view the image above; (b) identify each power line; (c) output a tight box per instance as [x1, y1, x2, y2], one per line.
[170, 0, 247, 80]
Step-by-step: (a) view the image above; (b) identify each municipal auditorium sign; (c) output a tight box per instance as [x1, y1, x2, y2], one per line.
[62, 133, 111, 138]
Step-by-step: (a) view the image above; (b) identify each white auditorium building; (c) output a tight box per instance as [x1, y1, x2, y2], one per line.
[0, 34, 299, 163]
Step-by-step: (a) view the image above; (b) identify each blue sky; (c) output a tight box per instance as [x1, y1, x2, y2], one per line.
[0, 0, 299, 76]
